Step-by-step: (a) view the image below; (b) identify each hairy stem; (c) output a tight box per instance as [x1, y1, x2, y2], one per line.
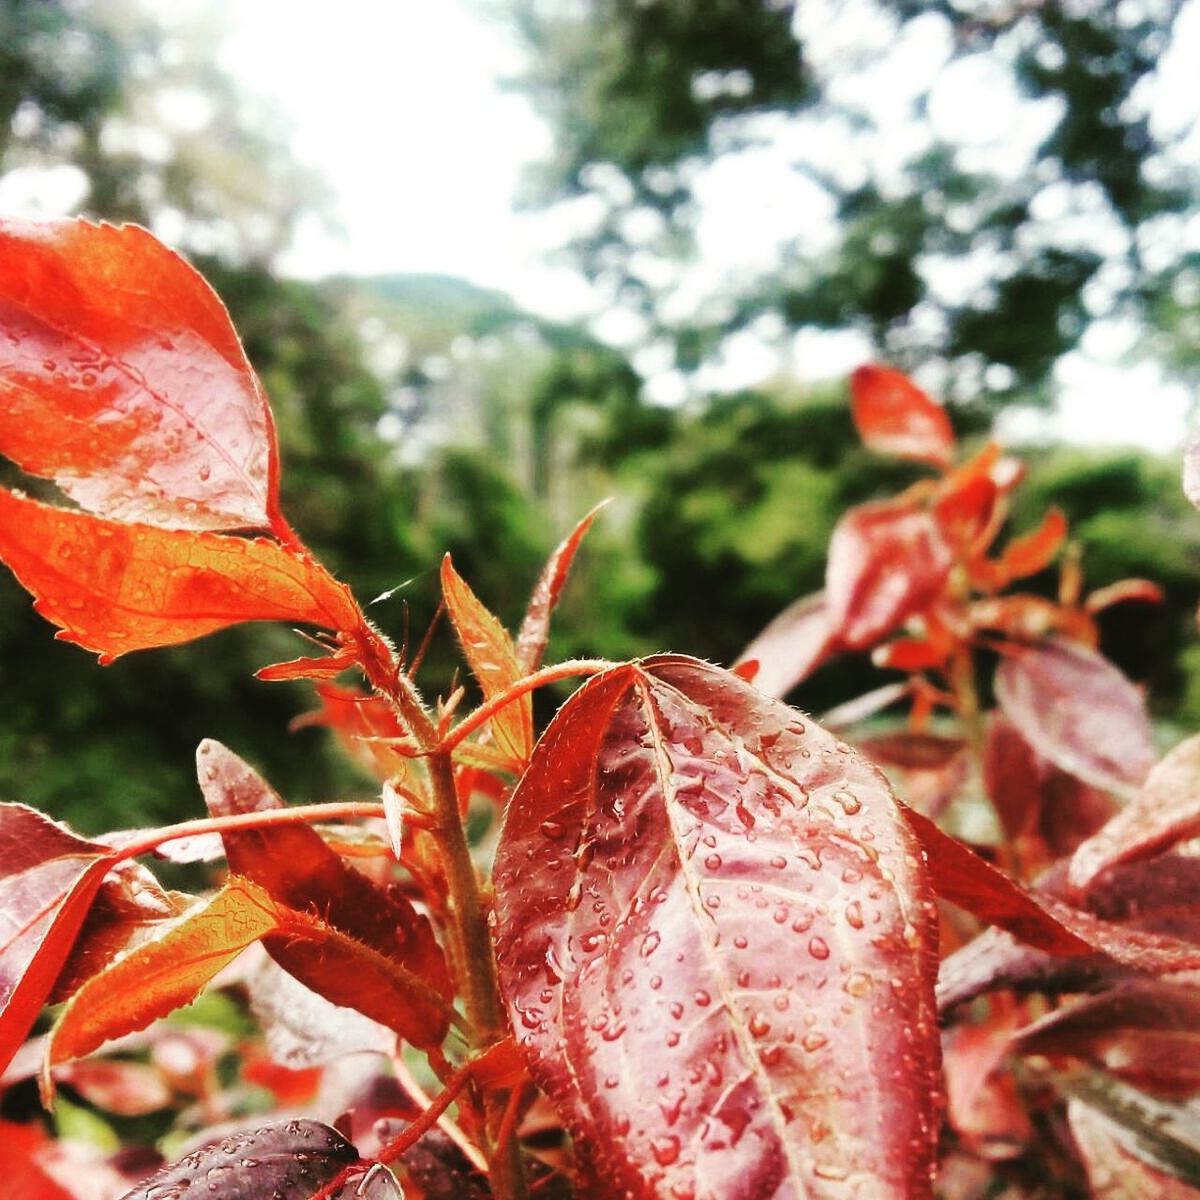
[357, 621, 528, 1200]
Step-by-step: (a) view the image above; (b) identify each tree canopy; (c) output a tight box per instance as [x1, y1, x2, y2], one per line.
[513, 0, 1199, 402]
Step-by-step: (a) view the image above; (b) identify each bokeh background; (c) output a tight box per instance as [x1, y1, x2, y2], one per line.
[3, 0, 1200, 835]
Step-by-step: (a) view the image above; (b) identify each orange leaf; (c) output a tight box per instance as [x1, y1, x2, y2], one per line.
[441, 554, 532, 766]
[0, 487, 361, 662]
[46, 878, 280, 1076]
[850, 363, 955, 468]
[0, 218, 279, 532]
[997, 507, 1068, 582]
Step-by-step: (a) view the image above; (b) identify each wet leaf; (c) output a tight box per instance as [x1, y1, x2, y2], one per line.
[47, 878, 278, 1070]
[118, 1119, 361, 1200]
[0, 218, 277, 532]
[995, 640, 1154, 797]
[0, 804, 118, 1074]
[849, 364, 954, 467]
[1069, 734, 1200, 894]
[441, 554, 532, 767]
[516, 500, 607, 673]
[0, 488, 361, 662]
[493, 655, 941, 1199]
[825, 497, 953, 649]
[196, 740, 452, 1047]
[737, 590, 837, 698]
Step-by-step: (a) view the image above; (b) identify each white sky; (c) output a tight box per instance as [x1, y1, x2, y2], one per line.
[4, 0, 1194, 452]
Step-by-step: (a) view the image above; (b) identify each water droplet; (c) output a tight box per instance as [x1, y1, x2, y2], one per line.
[842, 866, 863, 884]
[773, 905, 789, 925]
[669, 1002, 684, 1019]
[650, 1135, 681, 1167]
[198, 464, 211, 482]
[803, 1032, 829, 1052]
[703, 853, 722, 871]
[733, 934, 748, 949]
[706, 895, 721, 909]
[814, 1163, 849, 1181]
[517, 1005, 544, 1030]
[791, 913, 813, 934]
[666, 1030, 681, 1047]
[769, 855, 787, 869]
[832, 789, 862, 815]
[539, 819, 565, 839]
[640, 931, 661, 958]
[748, 1012, 771, 1038]
[736, 969, 751, 988]
[844, 901, 864, 929]
[693, 989, 712, 1007]
[773, 994, 790, 1012]
[844, 972, 873, 998]
[808, 936, 830, 960]
[650, 974, 663, 990]
[604, 1074, 619, 1088]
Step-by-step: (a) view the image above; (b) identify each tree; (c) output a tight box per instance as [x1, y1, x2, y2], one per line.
[513, 0, 1199, 402]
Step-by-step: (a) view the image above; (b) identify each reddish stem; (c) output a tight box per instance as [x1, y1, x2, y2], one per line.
[438, 658, 615, 755]
[110, 801, 385, 863]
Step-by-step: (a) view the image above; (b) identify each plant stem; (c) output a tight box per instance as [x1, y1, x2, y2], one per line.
[357, 623, 529, 1200]
[111, 801, 386, 863]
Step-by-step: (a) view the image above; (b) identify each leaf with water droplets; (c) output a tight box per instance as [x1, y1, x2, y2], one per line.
[0, 804, 119, 1077]
[46, 877, 279, 1073]
[850, 364, 955, 468]
[995, 640, 1154, 798]
[441, 554, 532, 767]
[0, 218, 279, 532]
[0, 487, 361, 662]
[117, 1119, 361, 1200]
[493, 655, 942, 1199]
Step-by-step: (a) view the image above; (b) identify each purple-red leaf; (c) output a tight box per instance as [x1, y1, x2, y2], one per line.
[118, 1119, 361, 1200]
[0, 218, 278, 532]
[0, 488, 361, 662]
[995, 640, 1154, 797]
[196, 740, 452, 1047]
[0, 804, 119, 1075]
[1069, 734, 1200, 895]
[516, 500, 608, 673]
[825, 498, 953, 650]
[850, 364, 955, 468]
[736, 590, 838, 698]
[493, 655, 941, 1199]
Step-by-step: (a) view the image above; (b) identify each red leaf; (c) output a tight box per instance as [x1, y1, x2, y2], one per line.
[515, 500, 607, 673]
[825, 497, 953, 649]
[441, 554, 532, 767]
[900, 805, 1093, 956]
[0, 1120, 77, 1200]
[50, 859, 186, 1002]
[0, 487, 361, 661]
[857, 733, 969, 819]
[493, 655, 941, 1199]
[850, 364, 955, 467]
[0, 804, 118, 1075]
[1015, 982, 1200, 1098]
[934, 472, 997, 551]
[0, 218, 279, 532]
[996, 507, 1068, 582]
[736, 590, 837, 698]
[296, 684, 413, 781]
[1069, 734, 1200, 895]
[995, 640, 1154, 797]
[196, 740, 452, 1047]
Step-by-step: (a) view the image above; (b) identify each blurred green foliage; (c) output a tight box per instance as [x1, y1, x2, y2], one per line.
[2, 0, 1199, 840]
